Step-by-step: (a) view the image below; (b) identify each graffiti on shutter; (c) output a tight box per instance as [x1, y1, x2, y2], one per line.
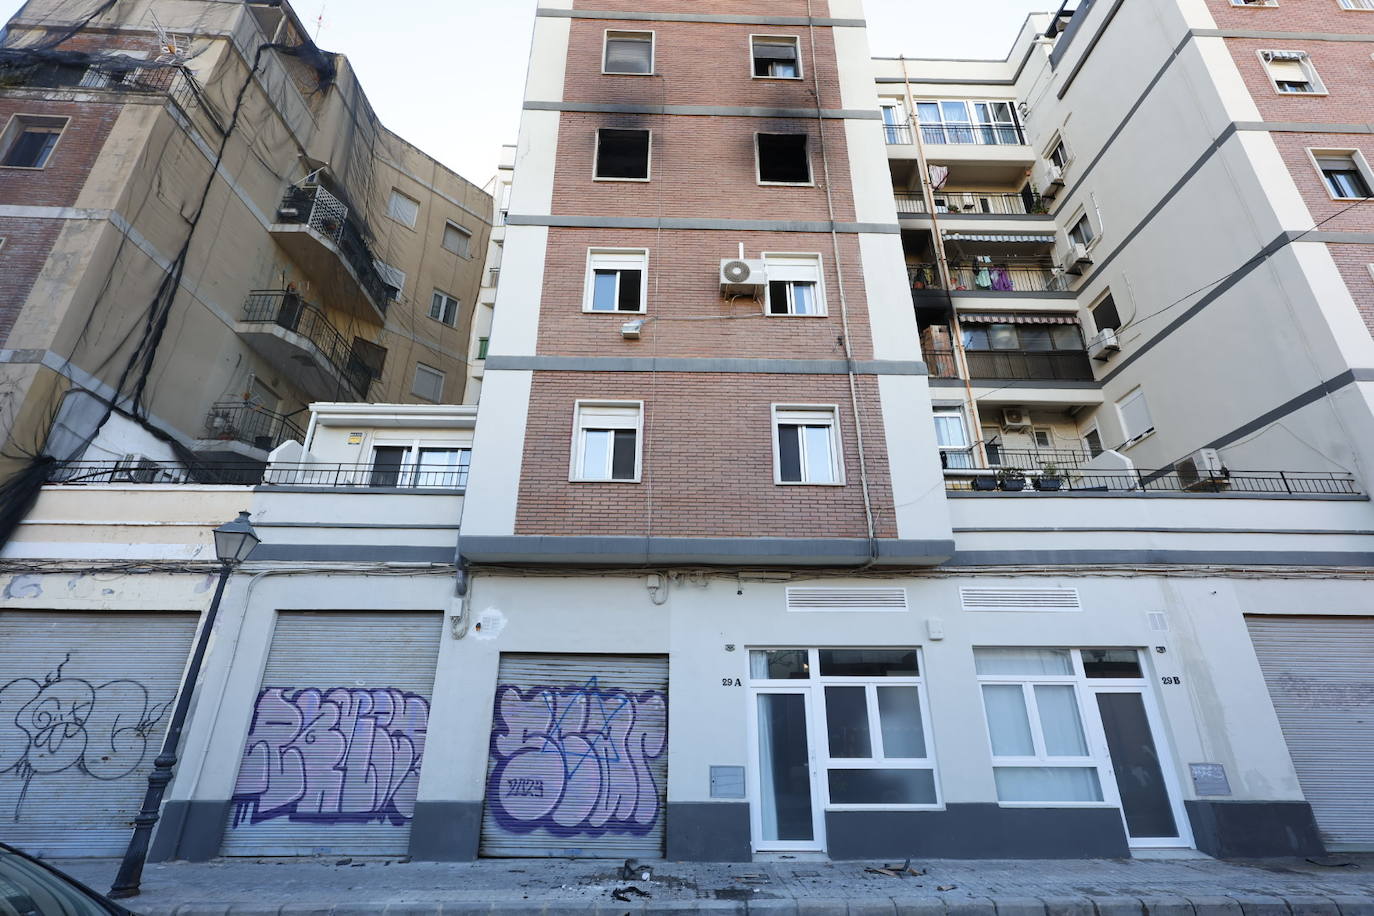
[230, 686, 430, 827]
[487, 676, 667, 837]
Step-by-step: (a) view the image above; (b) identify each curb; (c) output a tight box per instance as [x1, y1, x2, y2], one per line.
[130, 894, 1374, 916]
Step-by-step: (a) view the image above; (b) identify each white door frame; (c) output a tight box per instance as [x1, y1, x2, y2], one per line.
[747, 686, 826, 853]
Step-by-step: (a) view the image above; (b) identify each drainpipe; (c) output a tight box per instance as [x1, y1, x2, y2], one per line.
[899, 57, 987, 469]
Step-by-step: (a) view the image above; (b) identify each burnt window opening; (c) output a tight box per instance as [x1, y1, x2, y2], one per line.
[753, 37, 800, 78]
[0, 116, 68, 169]
[595, 128, 651, 180]
[757, 133, 811, 184]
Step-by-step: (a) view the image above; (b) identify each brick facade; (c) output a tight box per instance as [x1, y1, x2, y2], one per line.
[0, 218, 63, 345]
[0, 97, 122, 208]
[1205, 0, 1374, 33]
[513, 370, 897, 539]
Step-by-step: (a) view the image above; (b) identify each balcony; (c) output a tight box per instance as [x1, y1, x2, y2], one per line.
[941, 445, 1094, 473]
[884, 124, 915, 146]
[270, 183, 390, 321]
[45, 459, 471, 490]
[198, 401, 305, 458]
[920, 124, 1026, 147]
[909, 263, 1068, 294]
[236, 290, 384, 402]
[944, 466, 1360, 496]
[924, 348, 1095, 382]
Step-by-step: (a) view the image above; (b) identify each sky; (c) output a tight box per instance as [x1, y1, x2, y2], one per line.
[3, 0, 1052, 184]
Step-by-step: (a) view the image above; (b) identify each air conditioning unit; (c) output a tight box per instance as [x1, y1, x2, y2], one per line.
[720, 258, 767, 298]
[1001, 407, 1032, 430]
[1175, 448, 1229, 491]
[1065, 242, 1093, 275]
[1018, 101, 1032, 121]
[1042, 164, 1066, 199]
[1088, 328, 1121, 361]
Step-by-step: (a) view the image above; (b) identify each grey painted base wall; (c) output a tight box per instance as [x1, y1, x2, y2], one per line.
[826, 805, 1131, 860]
[666, 803, 752, 862]
[1185, 800, 1325, 858]
[149, 800, 231, 863]
[409, 801, 483, 862]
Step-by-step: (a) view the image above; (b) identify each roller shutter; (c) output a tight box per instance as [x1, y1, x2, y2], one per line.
[0, 611, 198, 857]
[480, 654, 669, 858]
[1247, 616, 1374, 850]
[221, 611, 442, 856]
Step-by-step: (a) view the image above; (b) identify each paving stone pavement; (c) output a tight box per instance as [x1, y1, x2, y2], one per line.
[52, 854, 1374, 916]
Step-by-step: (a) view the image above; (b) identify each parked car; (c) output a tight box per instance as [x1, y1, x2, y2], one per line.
[0, 842, 136, 915]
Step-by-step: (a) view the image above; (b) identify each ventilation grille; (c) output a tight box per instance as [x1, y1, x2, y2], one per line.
[786, 587, 908, 612]
[959, 587, 1081, 613]
[1148, 612, 1169, 632]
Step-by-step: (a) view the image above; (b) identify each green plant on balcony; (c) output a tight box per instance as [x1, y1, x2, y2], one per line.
[1035, 462, 1064, 492]
[1028, 184, 1050, 214]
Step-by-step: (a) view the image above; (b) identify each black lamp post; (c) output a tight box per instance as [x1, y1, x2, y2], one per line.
[109, 511, 259, 900]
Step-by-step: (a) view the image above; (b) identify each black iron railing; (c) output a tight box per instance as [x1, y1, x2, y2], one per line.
[894, 192, 928, 215]
[920, 124, 1026, 146]
[984, 447, 1094, 470]
[908, 264, 1066, 293]
[276, 184, 390, 311]
[945, 469, 1360, 496]
[47, 460, 471, 490]
[932, 191, 1045, 216]
[202, 402, 306, 452]
[241, 290, 380, 399]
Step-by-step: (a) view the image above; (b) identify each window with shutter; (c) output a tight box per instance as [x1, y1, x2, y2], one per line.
[1116, 388, 1154, 443]
[604, 31, 653, 74]
[572, 402, 642, 482]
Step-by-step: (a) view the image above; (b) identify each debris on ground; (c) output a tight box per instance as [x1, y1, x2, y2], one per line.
[865, 858, 925, 878]
[1306, 858, 1359, 868]
[620, 858, 653, 881]
[610, 886, 651, 902]
[334, 858, 351, 866]
[938, 884, 959, 891]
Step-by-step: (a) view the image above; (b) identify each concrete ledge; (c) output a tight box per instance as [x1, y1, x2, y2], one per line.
[666, 802, 751, 862]
[408, 801, 481, 862]
[1186, 800, 1325, 858]
[825, 805, 1130, 860]
[148, 799, 231, 863]
[460, 536, 958, 567]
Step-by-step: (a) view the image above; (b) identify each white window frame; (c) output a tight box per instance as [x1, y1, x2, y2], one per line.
[570, 400, 643, 483]
[1258, 49, 1327, 95]
[1115, 386, 1155, 447]
[755, 132, 814, 186]
[974, 648, 1109, 808]
[750, 34, 803, 80]
[1082, 424, 1104, 458]
[762, 252, 826, 316]
[772, 404, 844, 486]
[411, 363, 445, 402]
[1045, 133, 1072, 170]
[1088, 290, 1122, 334]
[1067, 208, 1097, 250]
[602, 29, 655, 75]
[0, 114, 70, 170]
[747, 648, 941, 817]
[370, 439, 472, 488]
[441, 221, 471, 257]
[933, 406, 974, 469]
[879, 101, 910, 144]
[1231, 0, 1278, 6]
[593, 128, 652, 182]
[386, 189, 421, 228]
[583, 248, 649, 314]
[1307, 148, 1374, 200]
[1339, 0, 1374, 9]
[429, 289, 459, 326]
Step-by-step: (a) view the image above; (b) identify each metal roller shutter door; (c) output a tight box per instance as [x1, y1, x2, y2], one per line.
[1247, 616, 1374, 850]
[0, 611, 198, 857]
[221, 611, 442, 856]
[481, 654, 669, 858]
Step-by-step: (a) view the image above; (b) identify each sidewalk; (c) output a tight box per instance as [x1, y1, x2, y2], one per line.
[58, 854, 1374, 916]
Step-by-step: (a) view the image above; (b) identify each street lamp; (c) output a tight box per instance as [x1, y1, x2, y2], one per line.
[109, 511, 259, 900]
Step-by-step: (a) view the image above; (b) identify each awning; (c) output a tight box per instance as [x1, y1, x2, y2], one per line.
[943, 233, 1058, 244]
[959, 313, 1080, 325]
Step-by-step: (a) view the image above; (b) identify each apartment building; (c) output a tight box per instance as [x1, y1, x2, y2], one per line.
[0, 0, 490, 482]
[1, 0, 1373, 867]
[465, 144, 515, 403]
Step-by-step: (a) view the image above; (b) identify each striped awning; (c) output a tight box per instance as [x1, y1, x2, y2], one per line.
[960, 313, 1080, 325]
[943, 233, 1057, 244]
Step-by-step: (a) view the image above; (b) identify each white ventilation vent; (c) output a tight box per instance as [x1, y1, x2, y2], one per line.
[959, 587, 1081, 613]
[1148, 612, 1169, 632]
[786, 587, 908, 613]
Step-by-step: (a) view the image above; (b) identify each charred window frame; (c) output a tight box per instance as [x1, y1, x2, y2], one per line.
[757, 133, 812, 185]
[595, 128, 651, 181]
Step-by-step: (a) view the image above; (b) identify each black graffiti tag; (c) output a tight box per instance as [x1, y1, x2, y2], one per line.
[0, 654, 173, 820]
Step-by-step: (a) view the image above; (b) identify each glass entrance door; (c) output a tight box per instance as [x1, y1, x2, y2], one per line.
[753, 691, 823, 850]
[1092, 687, 1190, 847]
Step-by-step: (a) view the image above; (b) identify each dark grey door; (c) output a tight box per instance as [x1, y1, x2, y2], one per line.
[1096, 692, 1179, 840]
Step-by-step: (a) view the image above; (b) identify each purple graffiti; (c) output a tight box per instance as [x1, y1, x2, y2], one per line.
[230, 686, 430, 827]
[487, 677, 667, 838]
[0, 653, 172, 821]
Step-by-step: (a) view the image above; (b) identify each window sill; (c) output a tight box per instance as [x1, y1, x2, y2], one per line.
[758, 180, 817, 188]
[1120, 428, 1156, 451]
[602, 70, 658, 76]
[766, 312, 829, 318]
[593, 176, 652, 183]
[996, 801, 1117, 808]
[570, 477, 642, 484]
[775, 480, 847, 487]
[0, 164, 49, 171]
[1271, 89, 1328, 97]
[584, 308, 648, 315]
[752, 75, 805, 81]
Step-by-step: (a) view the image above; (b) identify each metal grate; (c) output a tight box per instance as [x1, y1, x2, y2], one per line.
[786, 587, 909, 612]
[960, 587, 1081, 612]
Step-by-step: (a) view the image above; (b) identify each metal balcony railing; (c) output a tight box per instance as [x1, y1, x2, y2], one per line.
[276, 184, 390, 311]
[933, 191, 1044, 216]
[241, 290, 380, 399]
[894, 192, 929, 215]
[984, 446, 1095, 470]
[944, 468, 1360, 496]
[909, 265, 1067, 293]
[46, 460, 472, 490]
[202, 401, 306, 453]
[884, 123, 915, 145]
[919, 124, 1027, 146]
[924, 348, 1095, 382]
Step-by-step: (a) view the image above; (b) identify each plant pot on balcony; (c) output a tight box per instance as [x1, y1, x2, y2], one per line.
[971, 476, 998, 491]
[1034, 477, 1064, 491]
[997, 468, 1027, 492]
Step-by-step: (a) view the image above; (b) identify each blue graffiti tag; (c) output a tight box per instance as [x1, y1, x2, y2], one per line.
[487, 677, 668, 838]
